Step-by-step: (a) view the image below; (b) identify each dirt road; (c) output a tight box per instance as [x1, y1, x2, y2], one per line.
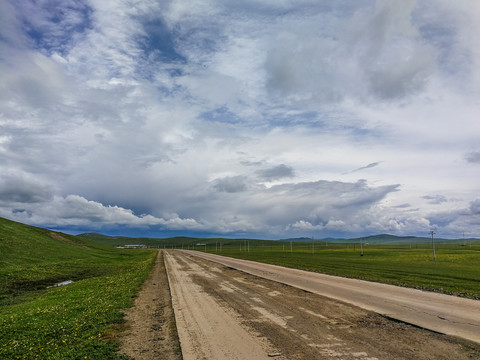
[164, 250, 480, 360]
[188, 250, 480, 345]
[165, 252, 275, 360]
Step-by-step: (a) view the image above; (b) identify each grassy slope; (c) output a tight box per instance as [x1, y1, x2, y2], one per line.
[0, 217, 156, 359]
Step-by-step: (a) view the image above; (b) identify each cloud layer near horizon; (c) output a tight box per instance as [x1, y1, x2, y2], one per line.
[1, 0, 479, 238]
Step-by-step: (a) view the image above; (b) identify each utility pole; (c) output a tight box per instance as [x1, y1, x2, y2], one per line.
[360, 238, 364, 256]
[312, 236, 315, 255]
[430, 230, 436, 261]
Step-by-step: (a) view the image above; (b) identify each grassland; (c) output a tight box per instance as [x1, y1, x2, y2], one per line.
[5, 219, 478, 358]
[81, 232, 480, 299]
[207, 241, 480, 299]
[0, 217, 156, 359]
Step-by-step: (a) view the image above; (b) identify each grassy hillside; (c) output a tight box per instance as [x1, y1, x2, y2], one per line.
[0, 217, 156, 359]
[1, 218, 127, 300]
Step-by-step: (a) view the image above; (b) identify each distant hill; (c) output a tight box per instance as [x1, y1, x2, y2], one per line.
[280, 237, 345, 242]
[281, 234, 424, 244]
[348, 234, 426, 244]
[78, 233, 272, 248]
[341, 234, 480, 245]
[79, 233, 201, 247]
[279, 237, 315, 242]
[79, 231, 479, 247]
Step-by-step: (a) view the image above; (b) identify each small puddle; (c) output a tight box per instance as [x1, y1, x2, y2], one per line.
[48, 280, 74, 288]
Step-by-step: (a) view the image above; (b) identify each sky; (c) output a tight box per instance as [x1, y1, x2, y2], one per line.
[1, 0, 479, 239]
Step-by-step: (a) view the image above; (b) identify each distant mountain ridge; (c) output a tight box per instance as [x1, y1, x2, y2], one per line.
[79, 232, 478, 247]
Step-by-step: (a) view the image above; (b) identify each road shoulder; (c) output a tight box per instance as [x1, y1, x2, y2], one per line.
[119, 250, 182, 360]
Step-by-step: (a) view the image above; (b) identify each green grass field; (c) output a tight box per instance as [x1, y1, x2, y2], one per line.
[81, 232, 480, 299]
[0, 217, 156, 359]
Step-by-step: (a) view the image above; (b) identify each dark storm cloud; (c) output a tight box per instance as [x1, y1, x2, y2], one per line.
[213, 176, 248, 193]
[470, 200, 480, 215]
[465, 151, 480, 164]
[257, 164, 295, 180]
[0, 173, 53, 204]
[423, 195, 448, 204]
[425, 199, 480, 237]
[344, 162, 381, 174]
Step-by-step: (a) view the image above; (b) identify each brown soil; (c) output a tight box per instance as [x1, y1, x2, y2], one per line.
[48, 231, 75, 245]
[118, 251, 182, 360]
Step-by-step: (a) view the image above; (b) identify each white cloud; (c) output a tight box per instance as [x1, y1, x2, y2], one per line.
[1, 0, 479, 238]
[0, 193, 205, 231]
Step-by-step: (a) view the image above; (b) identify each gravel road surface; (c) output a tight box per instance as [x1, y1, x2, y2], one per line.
[188, 250, 480, 345]
[164, 250, 480, 360]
